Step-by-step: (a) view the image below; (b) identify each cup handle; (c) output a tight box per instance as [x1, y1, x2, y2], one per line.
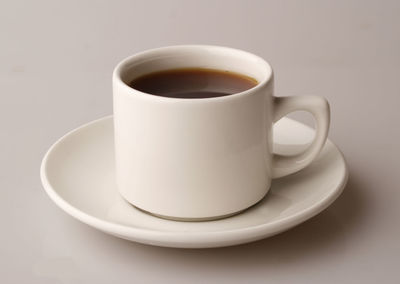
[272, 96, 330, 178]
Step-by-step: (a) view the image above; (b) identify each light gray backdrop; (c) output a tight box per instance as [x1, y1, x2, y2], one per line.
[1, 0, 399, 283]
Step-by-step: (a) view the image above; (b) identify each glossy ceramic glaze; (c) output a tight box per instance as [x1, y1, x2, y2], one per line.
[113, 45, 330, 220]
[40, 116, 347, 248]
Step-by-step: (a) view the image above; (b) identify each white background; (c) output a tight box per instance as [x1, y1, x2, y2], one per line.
[1, 0, 399, 283]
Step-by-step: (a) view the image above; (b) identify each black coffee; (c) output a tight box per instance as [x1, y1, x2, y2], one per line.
[129, 68, 258, 99]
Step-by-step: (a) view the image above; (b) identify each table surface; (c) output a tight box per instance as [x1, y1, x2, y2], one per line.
[2, 0, 399, 283]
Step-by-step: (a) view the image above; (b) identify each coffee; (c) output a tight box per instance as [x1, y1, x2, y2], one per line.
[129, 68, 258, 99]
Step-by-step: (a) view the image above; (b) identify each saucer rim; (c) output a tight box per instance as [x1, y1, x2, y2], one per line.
[40, 115, 348, 247]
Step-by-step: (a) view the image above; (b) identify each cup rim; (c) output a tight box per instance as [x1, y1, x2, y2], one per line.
[113, 45, 273, 102]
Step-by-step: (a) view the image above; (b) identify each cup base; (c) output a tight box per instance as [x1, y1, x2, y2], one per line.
[126, 195, 267, 222]
[132, 205, 247, 222]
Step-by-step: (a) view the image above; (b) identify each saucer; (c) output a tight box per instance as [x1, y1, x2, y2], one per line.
[41, 116, 348, 248]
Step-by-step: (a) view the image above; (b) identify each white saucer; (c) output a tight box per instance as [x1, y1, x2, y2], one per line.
[41, 116, 348, 248]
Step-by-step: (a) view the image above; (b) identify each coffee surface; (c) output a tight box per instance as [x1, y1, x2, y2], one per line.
[129, 68, 258, 99]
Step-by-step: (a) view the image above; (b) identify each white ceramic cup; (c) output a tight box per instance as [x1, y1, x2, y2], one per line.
[113, 45, 330, 221]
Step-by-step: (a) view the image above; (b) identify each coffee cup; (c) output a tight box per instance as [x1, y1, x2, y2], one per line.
[113, 45, 330, 221]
